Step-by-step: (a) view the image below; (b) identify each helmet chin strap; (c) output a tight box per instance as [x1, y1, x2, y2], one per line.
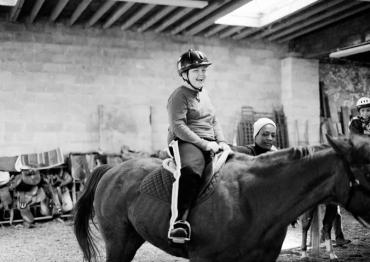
[184, 71, 203, 92]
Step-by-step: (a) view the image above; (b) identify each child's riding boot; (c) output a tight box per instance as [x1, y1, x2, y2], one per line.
[169, 166, 201, 243]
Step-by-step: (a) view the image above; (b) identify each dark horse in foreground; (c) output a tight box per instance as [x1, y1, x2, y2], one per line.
[74, 135, 370, 262]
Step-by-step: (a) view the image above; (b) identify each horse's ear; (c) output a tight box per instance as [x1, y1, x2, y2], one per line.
[326, 134, 352, 156]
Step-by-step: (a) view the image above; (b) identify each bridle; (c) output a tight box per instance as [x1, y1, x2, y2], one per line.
[340, 155, 370, 227]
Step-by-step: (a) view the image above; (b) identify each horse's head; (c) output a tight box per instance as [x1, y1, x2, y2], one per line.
[327, 134, 370, 224]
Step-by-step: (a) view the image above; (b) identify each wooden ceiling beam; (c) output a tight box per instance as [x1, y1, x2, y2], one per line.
[28, 0, 45, 24]
[50, 0, 69, 22]
[234, 0, 347, 40]
[137, 5, 176, 32]
[113, 0, 207, 8]
[103, 2, 135, 29]
[232, 27, 259, 40]
[154, 7, 192, 33]
[277, 5, 370, 43]
[203, 24, 228, 37]
[86, 0, 115, 27]
[69, 0, 92, 26]
[121, 4, 155, 30]
[185, 0, 252, 36]
[219, 26, 243, 39]
[255, 0, 348, 39]
[268, 1, 361, 41]
[171, 0, 229, 35]
[9, 0, 24, 22]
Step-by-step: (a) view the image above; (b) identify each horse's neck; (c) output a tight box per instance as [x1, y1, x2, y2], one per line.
[244, 149, 339, 226]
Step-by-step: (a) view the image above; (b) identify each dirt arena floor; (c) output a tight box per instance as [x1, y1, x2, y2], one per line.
[0, 210, 369, 262]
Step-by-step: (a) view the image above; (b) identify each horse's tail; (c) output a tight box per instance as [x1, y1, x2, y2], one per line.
[73, 164, 113, 262]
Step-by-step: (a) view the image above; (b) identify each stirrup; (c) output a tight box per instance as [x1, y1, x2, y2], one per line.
[168, 220, 191, 244]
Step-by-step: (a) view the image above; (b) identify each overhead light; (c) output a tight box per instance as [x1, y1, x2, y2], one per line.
[329, 42, 370, 58]
[216, 0, 319, 27]
[0, 0, 17, 6]
[114, 0, 208, 8]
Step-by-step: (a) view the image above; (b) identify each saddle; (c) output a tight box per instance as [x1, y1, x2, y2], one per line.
[17, 186, 46, 209]
[10, 170, 41, 189]
[140, 150, 230, 204]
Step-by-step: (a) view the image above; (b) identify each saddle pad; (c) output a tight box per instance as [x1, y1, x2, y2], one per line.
[140, 167, 220, 205]
[140, 167, 174, 203]
[20, 148, 64, 170]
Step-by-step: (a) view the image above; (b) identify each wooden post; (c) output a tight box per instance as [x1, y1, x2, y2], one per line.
[311, 205, 322, 256]
[341, 106, 350, 136]
[71, 179, 77, 205]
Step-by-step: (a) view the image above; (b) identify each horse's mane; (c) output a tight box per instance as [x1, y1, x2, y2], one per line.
[227, 143, 332, 175]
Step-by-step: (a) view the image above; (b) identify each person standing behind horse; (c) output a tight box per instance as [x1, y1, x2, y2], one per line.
[167, 49, 230, 242]
[349, 96, 370, 136]
[235, 117, 277, 155]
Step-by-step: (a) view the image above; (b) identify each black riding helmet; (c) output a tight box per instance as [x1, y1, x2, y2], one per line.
[177, 49, 211, 91]
[177, 49, 212, 76]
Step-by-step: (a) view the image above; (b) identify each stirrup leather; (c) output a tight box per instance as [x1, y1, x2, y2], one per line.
[167, 140, 186, 242]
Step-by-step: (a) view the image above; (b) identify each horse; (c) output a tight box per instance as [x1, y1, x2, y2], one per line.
[300, 203, 349, 261]
[74, 135, 370, 262]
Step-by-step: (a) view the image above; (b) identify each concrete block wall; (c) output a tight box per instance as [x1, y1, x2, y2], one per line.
[281, 57, 320, 146]
[0, 22, 286, 156]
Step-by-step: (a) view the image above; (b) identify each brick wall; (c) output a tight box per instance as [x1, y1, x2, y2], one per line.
[0, 22, 286, 156]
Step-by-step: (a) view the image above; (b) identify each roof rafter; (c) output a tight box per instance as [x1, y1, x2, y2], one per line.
[9, 0, 24, 22]
[121, 4, 156, 30]
[278, 5, 370, 43]
[137, 5, 176, 32]
[103, 2, 135, 29]
[28, 0, 45, 24]
[171, 0, 229, 35]
[254, 0, 348, 39]
[268, 1, 361, 41]
[69, 0, 92, 26]
[86, 0, 115, 27]
[113, 0, 207, 8]
[50, 0, 69, 22]
[185, 0, 252, 36]
[154, 7, 192, 33]
[203, 24, 228, 37]
[219, 26, 243, 38]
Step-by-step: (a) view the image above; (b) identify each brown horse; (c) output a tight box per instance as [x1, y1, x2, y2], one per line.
[74, 135, 370, 262]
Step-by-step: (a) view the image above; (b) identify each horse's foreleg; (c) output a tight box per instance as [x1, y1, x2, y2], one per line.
[322, 204, 338, 261]
[104, 223, 145, 262]
[300, 210, 313, 260]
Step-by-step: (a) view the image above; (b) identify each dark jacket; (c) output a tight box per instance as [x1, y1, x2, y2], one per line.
[232, 144, 276, 156]
[349, 116, 370, 136]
